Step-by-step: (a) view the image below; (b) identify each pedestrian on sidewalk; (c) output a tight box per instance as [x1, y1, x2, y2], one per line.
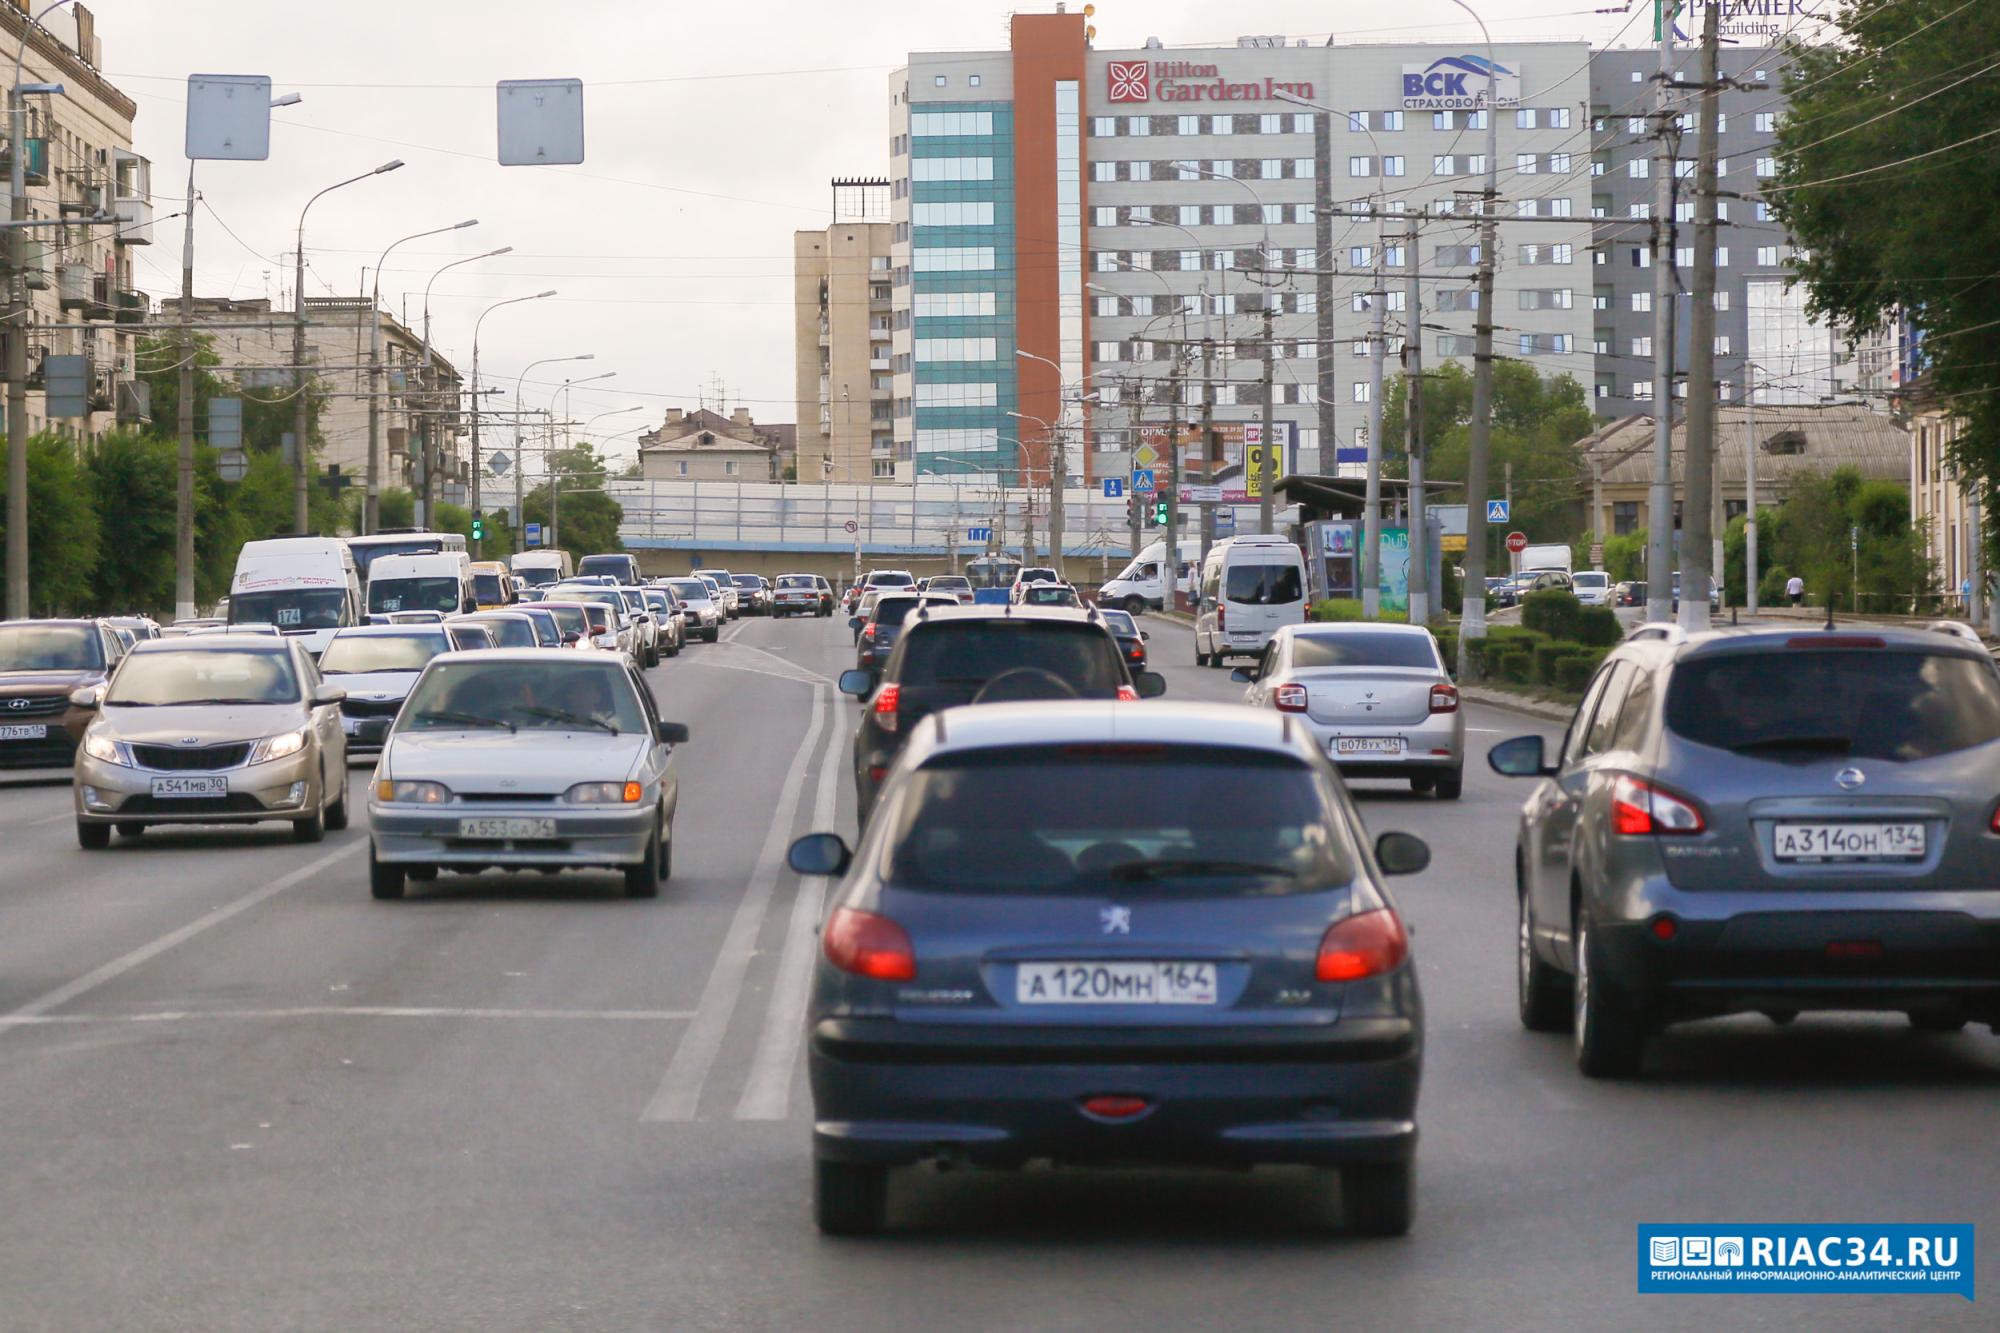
[1786, 574, 1805, 607]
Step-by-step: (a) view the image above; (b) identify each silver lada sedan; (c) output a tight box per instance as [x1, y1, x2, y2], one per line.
[366, 650, 688, 900]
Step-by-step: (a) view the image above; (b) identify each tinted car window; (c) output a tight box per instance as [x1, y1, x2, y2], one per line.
[1583, 662, 1630, 756]
[467, 617, 537, 649]
[1609, 668, 1655, 752]
[472, 572, 507, 604]
[898, 623, 1126, 693]
[369, 578, 460, 615]
[541, 604, 588, 637]
[777, 575, 815, 589]
[870, 572, 916, 589]
[1665, 649, 2000, 762]
[1022, 585, 1078, 607]
[667, 580, 710, 601]
[731, 575, 760, 590]
[871, 597, 927, 628]
[319, 633, 446, 674]
[1291, 632, 1437, 670]
[401, 660, 645, 734]
[108, 650, 299, 705]
[1223, 564, 1303, 605]
[236, 587, 349, 627]
[0, 623, 102, 671]
[1100, 609, 1139, 636]
[881, 747, 1354, 894]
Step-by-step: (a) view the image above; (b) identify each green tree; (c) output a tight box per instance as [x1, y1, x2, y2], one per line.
[1762, 467, 1933, 611]
[1772, 0, 2000, 506]
[519, 443, 624, 558]
[0, 433, 102, 615]
[1381, 360, 1594, 564]
[85, 429, 178, 613]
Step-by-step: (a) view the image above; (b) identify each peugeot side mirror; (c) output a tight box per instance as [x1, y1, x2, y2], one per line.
[788, 832, 852, 877]
[68, 684, 103, 709]
[837, 668, 876, 699]
[1375, 831, 1431, 876]
[1488, 734, 1555, 778]
[1131, 670, 1167, 699]
[656, 721, 690, 745]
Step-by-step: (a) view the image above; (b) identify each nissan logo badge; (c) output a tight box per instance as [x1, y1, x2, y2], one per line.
[1834, 767, 1866, 790]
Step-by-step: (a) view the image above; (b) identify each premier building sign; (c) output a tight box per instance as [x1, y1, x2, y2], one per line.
[1105, 59, 1313, 105]
[1400, 55, 1521, 110]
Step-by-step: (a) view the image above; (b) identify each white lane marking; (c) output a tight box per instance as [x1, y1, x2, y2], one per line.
[0, 1006, 695, 1026]
[0, 840, 365, 1027]
[680, 660, 825, 688]
[641, 684, 830, 1122]
[733, 685, 845, 1121]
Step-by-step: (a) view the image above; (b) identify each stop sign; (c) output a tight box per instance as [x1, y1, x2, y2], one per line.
[1506, 531, 1528, 553]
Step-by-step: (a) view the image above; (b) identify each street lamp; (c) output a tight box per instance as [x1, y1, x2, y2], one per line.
[542, 368, 617, 511]
[409, 246, 510, 526]
[291, 158, 403, 534]
[364, 218, 476, 534]
[1011, 359, 1076, 576]
[552, 406, 645, 551]
[513, 353, 593, 533]
[469, 289, 557, 555]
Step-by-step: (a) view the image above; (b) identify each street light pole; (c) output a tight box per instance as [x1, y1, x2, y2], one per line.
[367, 218, 475, 535]
[292, 158, 403, 535]
[512, 353, 592, 542]
[1450, 0, 1500, 679]
[417, 245, 509, 527]
[468, 290, 557, 555]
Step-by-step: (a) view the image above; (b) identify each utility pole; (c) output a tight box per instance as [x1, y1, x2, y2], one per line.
[291, 243, 311, 534]
[1362, 248, 1386, 616]
[4, 78, 28, 619]
[1403, 218, 1428, 624]
[1200, 333, 1217, 571]
[1681, 0, 1719, 630]
[1127, 373, 1144, 561]
[1457, 35, 1502, 681]
[1744, 360, 1757, 613]
[1644, 4, 1679, 624]
[1049, 418, 1066, 578]
[469, 350, 482, 557]
[1257, 305, 1276, 539]
[1165, 349, 1183, 605]
[175, 165, 197, 621]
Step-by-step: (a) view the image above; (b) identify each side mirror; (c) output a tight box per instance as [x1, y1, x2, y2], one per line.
[562, 631, 581, 645]
[1230, 666, 1256, 683]
[311, 683, 347, 706]
[788, 832, 853, 878]
[1131, 670, 1167, 699]
[837, 668, 876, 699]
[69, 684, 103, 709]
[1375, 831, 1431, 876]
[1488, 734, 1555, 778]
[1140, 631, 1150, 641]
[656, 721, 690, 745]
[848, 616, 864, 630]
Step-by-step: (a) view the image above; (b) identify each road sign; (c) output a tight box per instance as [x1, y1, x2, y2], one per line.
[487, 450, 511, 477]
[1441, 534, 1467, 555]
[497, 78, 585, 166]
[1132, 443, 1159, 469]
[1132, 469, 1156, 494]
[843, 519, 858, 534]
[1589, 541, 1605, 567]
[1506, 531, 1528, 554]
[525, 522, 543, 547]
[1213, 508, 1237, 534]
[216, 450, 248, 484]
[1182, 484, 1224, 504]
[1101, 477, 1124, 498]
[1487, 499, 1511, 523]
[967, 526, 992, 542]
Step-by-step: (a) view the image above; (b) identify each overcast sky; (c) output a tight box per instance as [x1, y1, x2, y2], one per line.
[86, 0, 1805, 460]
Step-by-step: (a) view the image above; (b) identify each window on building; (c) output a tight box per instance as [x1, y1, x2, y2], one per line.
[1516, 152, 1539, 175]
[1756, 245, 1779, 266]
[1632, 291, 1652, 312]
[1612, 501, 1639, 535]
[1353, 382, 1371, 403]
[1209, 115, 1232, 135]
[1756, 111, 1776, 133]
[1383, 155, 1405, 176]
[675, 460, 689, 476]
[933, 74, 947, 87]
[1549, 107, 1571, 129]
[1627, 116, 1646, 134]
[1756, 156, 1776, 178]
[1549, 153, 1571, 174]
[1715, 291, 1729, 311]
[1630, 158, 1649, 178]
[1515, 108, 1538, 129]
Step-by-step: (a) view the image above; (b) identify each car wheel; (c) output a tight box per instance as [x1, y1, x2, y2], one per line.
[1195, 645, 1210, 668]
[814, 1158, 888, 1236]
[324, 781, 350, 832]
[1340, 1160, 1414, 1237]
[1573, 917, 1646, 1077]
[704, 628, 719, 643]
[659, 824, 674, 884]
[625, 826, 662, 899]
[369, 845, 406, 900]
[115, 821, 146, 839]
[1909, 1012, 1968, 1033]
[77, 821, 111, 850]
[1123, 595, 1146, 615]
[1433, 767, 1464, 801]
[292, 798, 326, 844]
[1409, 775, 1436, 795]
[1518, 889, 1571, 1033]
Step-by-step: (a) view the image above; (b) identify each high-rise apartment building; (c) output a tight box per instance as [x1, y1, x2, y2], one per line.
[794, 181, 896, 483]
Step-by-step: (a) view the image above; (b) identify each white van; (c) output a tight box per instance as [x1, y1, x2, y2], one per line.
[1194, 535, 1308, 667]
[510, 549, 574, 588]
[367, 552, 475, 617]
[227, 536, 362, 657]
[1095, 537, 1203, 613]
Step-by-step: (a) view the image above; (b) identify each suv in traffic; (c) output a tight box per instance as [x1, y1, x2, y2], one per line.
[841, 606, 1166, 827]
[1491, 626, 2000, 1077]
[0, 619, 126, 770]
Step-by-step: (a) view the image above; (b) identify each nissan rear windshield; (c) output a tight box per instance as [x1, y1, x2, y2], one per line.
[897, 623, 1125, 693]
[1665, 648, 2000, 762]
[1291, 632, 1439, 670]
[880, 747, 1353, 894]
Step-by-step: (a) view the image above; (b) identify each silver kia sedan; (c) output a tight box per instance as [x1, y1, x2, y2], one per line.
[365, 650, 688, 899]
[1236, 623, 1465, 799]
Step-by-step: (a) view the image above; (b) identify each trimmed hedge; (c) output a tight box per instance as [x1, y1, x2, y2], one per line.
[1521, 589, 1585, 640]
[1494, 649, 1534, 683]
[1308, 598, 1409, 623]
[1553, 650, 1604, 693]
[1576, 605, 1622, 647]
[1532, 641, 1574, 684]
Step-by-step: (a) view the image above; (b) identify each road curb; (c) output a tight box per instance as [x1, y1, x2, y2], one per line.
[1459, 685, 1574, 724]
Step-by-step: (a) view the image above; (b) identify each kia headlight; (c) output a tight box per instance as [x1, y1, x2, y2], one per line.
[248, 729, 310, 764]
[375, 779, 451, 804]
[565, 780, 643, 804]
[81, 732, 130, 766]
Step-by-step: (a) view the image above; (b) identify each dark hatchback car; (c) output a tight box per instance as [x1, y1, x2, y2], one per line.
[791, 701, 1428, 1236]
[1613, 580, 1647, 608]
[1100, 607, 1150, 670]
[1492, 626, 2000, 1077]
[841, 606, 1166, 829]
[0, 619, 125, 770]
[854, 593, 960, 671]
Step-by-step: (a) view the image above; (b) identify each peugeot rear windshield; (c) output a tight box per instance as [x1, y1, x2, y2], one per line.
[897, 622, 1125, 693]
[1665, 647, 2000, 762]
[879, 747, 1353, 895]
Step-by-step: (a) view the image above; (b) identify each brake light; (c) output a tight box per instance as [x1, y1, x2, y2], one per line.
[1429, 683, 1459, 714]
[1116, 684, 1139, 701]
[823, 907, 916, 980]
[862, 623, 877, 639]
[1216, 603, 1227, 630]
[1274, 683, 1308, 713]
[1788, 635, 1884, 649]
[1316, 908, 1409, 982]
[1610, 773, 1705, 836]
[871, 682, 901, 732]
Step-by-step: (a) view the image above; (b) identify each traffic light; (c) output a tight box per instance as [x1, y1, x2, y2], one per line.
[1154, 499, 1170, 527]
[470, 511, 485, 541]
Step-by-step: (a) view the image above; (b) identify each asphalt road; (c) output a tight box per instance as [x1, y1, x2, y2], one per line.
[1, 613, 1995, 1330]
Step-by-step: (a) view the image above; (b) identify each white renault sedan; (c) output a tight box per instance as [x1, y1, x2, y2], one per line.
[1235, 623, 1464, 799]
